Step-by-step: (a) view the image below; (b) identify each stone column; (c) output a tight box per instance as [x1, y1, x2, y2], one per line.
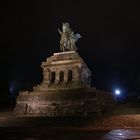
[55, 70, 59, 84]
[43, 69, 50, 84]
[64, 70, 68, 83]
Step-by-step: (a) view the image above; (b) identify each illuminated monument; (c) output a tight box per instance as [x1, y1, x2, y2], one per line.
[14, 23, 115, 116]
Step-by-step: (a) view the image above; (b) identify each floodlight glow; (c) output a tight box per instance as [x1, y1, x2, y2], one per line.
[10, 86, 13, 93]
[115, 89, 120, 95]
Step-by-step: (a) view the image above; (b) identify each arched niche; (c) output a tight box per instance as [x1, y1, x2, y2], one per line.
[50, 71, 55, 83]
[68, 70, 72, 82]
[59, 71, 64, 83]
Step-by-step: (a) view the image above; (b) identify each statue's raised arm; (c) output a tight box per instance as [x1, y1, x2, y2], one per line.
[58, 28, 62, 35]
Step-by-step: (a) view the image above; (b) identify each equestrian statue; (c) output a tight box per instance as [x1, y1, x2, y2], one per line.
[58, 23, 81, 51]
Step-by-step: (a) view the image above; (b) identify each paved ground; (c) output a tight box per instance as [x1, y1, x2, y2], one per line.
[0, 110, 108, 139]
[1, 102, 140, 139]
[89, 114, 140, 128]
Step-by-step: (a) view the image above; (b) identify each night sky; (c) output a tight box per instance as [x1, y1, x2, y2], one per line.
[0, 0, 140, 98]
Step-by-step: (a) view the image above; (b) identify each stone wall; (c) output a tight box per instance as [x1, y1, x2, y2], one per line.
[14, 88, 101, 116]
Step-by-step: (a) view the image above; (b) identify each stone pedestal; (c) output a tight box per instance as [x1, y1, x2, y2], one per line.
[40, 51, 92, 89]
[14, 51, 115, 116]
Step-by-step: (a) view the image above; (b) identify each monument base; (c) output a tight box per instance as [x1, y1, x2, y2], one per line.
[14, 51, 116, 116]
[14, 88, 101, 116]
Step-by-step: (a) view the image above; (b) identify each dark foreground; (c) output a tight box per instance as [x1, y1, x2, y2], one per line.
[1, 104, 140, 139]
[0, 127, 108, 140]
[1, 127, 140, 140]
[0, 110, 107, 139]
